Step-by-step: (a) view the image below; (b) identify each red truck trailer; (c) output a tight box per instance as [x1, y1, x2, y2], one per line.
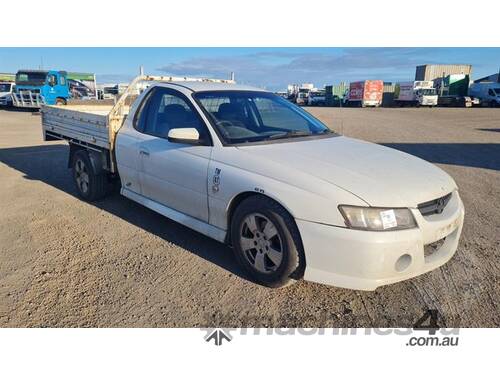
[347, 80, 383, 107]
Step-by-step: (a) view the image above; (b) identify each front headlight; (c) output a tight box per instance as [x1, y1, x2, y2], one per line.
[338, 205, 417, 231]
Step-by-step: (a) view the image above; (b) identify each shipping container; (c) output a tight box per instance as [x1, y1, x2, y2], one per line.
[415, 64, 472, 81]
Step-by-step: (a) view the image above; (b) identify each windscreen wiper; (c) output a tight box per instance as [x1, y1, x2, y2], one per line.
[268, 129, 329, 140]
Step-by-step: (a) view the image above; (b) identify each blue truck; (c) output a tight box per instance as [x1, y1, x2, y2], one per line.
[11, 70, 71, 108]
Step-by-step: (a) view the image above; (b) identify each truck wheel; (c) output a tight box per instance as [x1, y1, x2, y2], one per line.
[72, 150, 108, 201]
[230, 195, 305, 288]
[55, 98, 66, 106]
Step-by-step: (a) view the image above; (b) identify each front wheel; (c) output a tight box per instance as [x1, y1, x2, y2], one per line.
[231, 196, 305, 288]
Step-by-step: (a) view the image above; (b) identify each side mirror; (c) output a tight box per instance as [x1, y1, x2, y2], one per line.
[167, 128, 201, 145]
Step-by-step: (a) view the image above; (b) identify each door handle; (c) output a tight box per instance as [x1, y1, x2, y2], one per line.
[139, 149, 150, 157]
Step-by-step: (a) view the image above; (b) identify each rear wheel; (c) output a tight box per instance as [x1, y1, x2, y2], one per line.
[72, 150, 108, 201]
[55, 98, 66, 106]
[231, 195, 304, 288]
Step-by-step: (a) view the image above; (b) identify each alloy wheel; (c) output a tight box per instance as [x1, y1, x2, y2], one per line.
[75, 159, 90, 194]
[239, 213, 283, 273]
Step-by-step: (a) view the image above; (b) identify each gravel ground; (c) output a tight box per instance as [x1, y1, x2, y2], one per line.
[0, 107, 498, 327]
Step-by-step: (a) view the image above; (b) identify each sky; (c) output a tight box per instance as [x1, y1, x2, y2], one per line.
[0, 48, 499, 91]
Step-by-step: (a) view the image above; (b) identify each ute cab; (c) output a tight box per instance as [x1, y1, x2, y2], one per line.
[12, 70, 70, 108]
[0, 82, 15, 106]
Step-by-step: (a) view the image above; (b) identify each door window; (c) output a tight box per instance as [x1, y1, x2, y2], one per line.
[488, 89, 495, 96]
[48, 74, 57, 86]
[137, 88, 208, 141]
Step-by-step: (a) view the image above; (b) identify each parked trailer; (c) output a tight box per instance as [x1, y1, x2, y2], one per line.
[346, 80, 383, 107]
[394, 81, 438, 107]
[435, 74, 478, 107]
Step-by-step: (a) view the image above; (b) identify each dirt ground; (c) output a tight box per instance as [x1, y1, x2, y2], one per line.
[0, 107, 498, 327]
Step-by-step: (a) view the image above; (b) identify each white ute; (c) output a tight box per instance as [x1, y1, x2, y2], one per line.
[41, 75, 464, 290]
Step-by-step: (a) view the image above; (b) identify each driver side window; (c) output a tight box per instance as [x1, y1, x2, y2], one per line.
[136, 88, 207, 140]
[48, 74, 57, 87]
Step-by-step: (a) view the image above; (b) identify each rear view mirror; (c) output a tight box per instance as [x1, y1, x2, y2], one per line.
[167, 128, 200, 144]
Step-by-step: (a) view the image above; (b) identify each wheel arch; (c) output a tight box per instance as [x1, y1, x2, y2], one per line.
[225, 190, 307, 280]
[68, 144, 107, 175]
[225, 191, 301, 240]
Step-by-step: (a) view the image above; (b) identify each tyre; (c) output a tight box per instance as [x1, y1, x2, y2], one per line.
[55, 98, 66, 106]
[230, 195, 305, 288]
[72, 150, 108, 201]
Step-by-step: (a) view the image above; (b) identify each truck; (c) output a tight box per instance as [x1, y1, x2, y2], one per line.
[40, 75, 464, 291]
[468, 82, 500, 107]
[394, 81, 438, 107]
[307, 90, 326, 106]
[295, 89, 309, 105]
[325, 83, 348, 107]
[346, 80, 383, 107]
[295, 84, 314, 105]
[0, 81, 15, 107]
[11, 70, 71, 108]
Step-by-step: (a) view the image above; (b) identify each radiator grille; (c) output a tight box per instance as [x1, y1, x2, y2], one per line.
[418, 193, 452, 216]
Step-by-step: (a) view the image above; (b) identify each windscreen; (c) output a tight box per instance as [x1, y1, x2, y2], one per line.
[0, 83, 11, 92]
[194, 91, 332, 144]
[494, 88, 500, 95]
[310, 92, 325, 97]
[15, 71, 47, 85]
[421, 88, 436, 95]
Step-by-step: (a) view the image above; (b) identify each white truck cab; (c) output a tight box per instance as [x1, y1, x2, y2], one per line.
[415, 87, 438, 106]
[0, 81, 15, 106]
[40, 75, 464, 291]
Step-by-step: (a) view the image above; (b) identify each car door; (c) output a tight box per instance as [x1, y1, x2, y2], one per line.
[133, 87, 213, 222]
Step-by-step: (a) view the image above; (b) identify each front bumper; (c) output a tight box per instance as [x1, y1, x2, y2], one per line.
[362, 100, 381, 107]
[0, 97, 12, 106]
[298, 190, 464, 290]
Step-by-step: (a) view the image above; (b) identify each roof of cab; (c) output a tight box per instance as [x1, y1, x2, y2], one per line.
[153, 81, 267, 93]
